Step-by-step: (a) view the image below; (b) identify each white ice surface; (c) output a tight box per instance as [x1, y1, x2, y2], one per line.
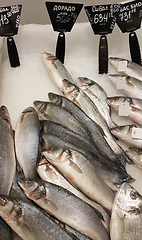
[0, 22, 142, 194]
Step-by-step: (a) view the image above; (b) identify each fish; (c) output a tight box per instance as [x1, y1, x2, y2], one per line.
[41, 52, 74, 91]
[48, 92, 133, 169]
[110, 183, 142, 239]
[77, 77, 116, 128]
[0, 196, 78, 240]
[62, 79, 132, 166]
[34, 100, 90, 139]
[40, 120, 99, 158]
[126, 147, 142, 169]
[40, 132, 133, 190]
[0, 105, 16, 195]
[42, 147, 115, 211]
[107, 97, 142, 125]
[108, 74, 142, 99]
[106, 96, 142, 111]
[15, 107, 40, 179]
[111, 125, 142, 148]
[37, 156, 110, 231]
[109, 57, 142, 80]
[18, 178, 110, 240]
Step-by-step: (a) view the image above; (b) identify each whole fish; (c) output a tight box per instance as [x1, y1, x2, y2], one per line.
[62, 79, 132, 166]
[107, 96, 142, 111]
[0, 196, 77, 240]
[48, 92, 132, 169]
[0, 105, 16, 195]
[15, 107, 40, 179]
[111, 125, 142, 148]
[41, 52, 74, 91]
[109, 74, 142, 99]
[42, 147, 115, 211]
[34, 100, 90, 139]
[110, 183, 142, 239]
[40, 120, 97, 157]
[19, 178, 109, 240]
[107, 97, 142, 125]
[77, 77, 116, 128]
[109, 57, 142, 80]
[40, 132, 133, 189]
[37, 156, 110, 231]
[126, 147, 142, 169]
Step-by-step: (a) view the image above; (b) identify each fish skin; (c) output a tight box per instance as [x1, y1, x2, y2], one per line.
[0, 196, 78, 240]
[15, 107, 40, 179]
[77, 77, 116, 128]
[126, 147, 142, 169]
[40, 120, 100, 158]
[62, 79, 132, 166]
[34, 100, 90, 139]
[0, 217, 12, 240]
[37, 156, 110, 231]
[111, 125, 142, 148]
[109, 57, 142, 80]
[108, 74, 142, 99]
[42, 147, 115, 211]
[110, 183, 142, 240]
[0, 105, 16, 195]
[41, 52, 74, 91]
[18, 178, 110, 240]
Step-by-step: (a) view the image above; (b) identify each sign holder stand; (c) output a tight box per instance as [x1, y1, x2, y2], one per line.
[45, 1, 83, 64]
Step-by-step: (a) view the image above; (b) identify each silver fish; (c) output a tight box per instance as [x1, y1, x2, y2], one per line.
[37, 156, 110, 231]
[41, 52, 74, 91]
[42, 147, 115, 211]
[34, 100, 90, 138]
[40, 132, 133, 189]
[109, 74, 142, 99]
[0, 196, 77, 240]
[19, 178, 109, 240]
[110, 183, 142, 240]
[109, 57, 142, 80]
[0, 217, 12, 240]
[106, 96, 142, 111]
[15, 107, 40, 179]
[111, 125, 142, 148]
[126, 147, 142, 169]
[77, 77, 116, 128]
[40, 120, 98, 158]
[62, 79, 132, 166]
[0, 105, 16, 195]
[107, 96, 142, 125]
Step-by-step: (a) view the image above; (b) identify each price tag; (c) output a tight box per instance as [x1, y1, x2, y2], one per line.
[45, 2, 83, 32]
[132, 126, 142, 139]
[116, 0, 142, 32]
[0, 5, 22, 36]
[116, 76, 126, 89]
[118, 101, 129, 116]
[84, 4, 121, 35]
[118, 60, 128, 72]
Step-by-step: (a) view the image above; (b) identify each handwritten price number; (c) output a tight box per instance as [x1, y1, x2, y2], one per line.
[0, 5, 20, 27]
[56, 12, 78, 24]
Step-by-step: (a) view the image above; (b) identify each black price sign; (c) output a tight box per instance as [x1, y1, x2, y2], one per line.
[116, 0, 142, 32]
[0, 5, 22, 37]
[85, 4, 121, 35]
[45, 1, 83, 32]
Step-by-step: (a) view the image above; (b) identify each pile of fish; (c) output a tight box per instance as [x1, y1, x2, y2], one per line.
[0, 53, 142, 239]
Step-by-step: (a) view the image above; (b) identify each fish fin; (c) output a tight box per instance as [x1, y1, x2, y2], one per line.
[68, 159, 83, 174]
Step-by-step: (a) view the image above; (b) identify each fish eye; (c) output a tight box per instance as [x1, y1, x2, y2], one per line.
[26, 179, 32, 186]
[130, 190, 138, 200]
